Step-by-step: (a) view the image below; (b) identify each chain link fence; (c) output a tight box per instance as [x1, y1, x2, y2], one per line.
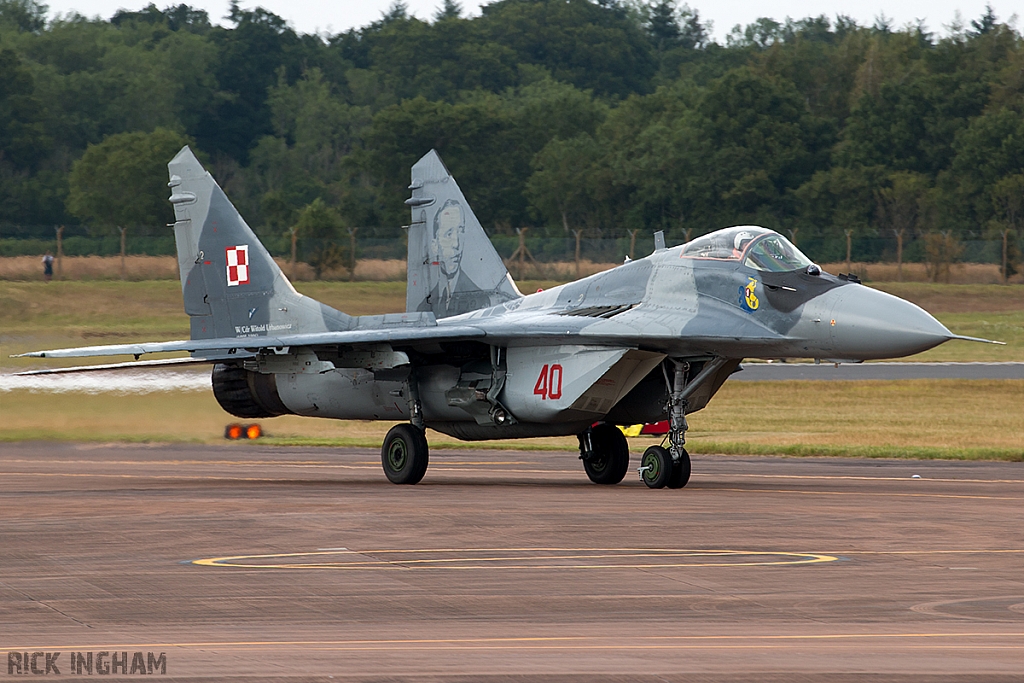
[2, 224, 1020, 282]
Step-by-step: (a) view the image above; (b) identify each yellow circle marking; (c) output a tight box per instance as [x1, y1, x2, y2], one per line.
[191, 547, 838, 570]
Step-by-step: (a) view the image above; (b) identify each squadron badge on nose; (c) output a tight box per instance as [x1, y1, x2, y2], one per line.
[740, 277, 760, 312]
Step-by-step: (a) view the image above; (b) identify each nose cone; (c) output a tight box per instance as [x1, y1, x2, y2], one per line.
[830, 286, 953, 360]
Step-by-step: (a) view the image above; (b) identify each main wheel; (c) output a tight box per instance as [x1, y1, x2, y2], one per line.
[381, 424, 429, 485]
[640, 445, 672, 489]
[666, 447, 691, 489]
[581, 424, 630, 485]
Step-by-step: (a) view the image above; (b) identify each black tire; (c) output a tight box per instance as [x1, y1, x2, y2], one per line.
[382, 424, 429, 485]
[581, 424, 630, 485]
[640, 445, 673, 489]
[666, 447, 691, 489]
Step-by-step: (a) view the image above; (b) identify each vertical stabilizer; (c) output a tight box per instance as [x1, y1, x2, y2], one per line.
[167, 146, 352, 340]
[405, 150, 521, 317]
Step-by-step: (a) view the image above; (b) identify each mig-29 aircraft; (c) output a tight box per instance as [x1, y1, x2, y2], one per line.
[17, 148, 998, 489]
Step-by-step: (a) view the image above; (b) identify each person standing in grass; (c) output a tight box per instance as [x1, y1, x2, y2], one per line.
[42, 251, 54, 282]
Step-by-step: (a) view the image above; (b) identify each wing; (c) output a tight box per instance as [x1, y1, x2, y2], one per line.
[13, 324, 486, 366]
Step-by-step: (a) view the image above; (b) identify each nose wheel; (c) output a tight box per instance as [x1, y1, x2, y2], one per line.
[638, 445, 690, 489]
[636, 358, 719, 490]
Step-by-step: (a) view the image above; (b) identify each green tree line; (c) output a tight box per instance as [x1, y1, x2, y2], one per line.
[0, 0, 1021, 270]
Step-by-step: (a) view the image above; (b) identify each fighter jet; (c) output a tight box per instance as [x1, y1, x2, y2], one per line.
[16, 148, 1000, 488]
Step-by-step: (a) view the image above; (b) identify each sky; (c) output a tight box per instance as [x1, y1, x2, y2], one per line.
[41, 0, 1019, 39]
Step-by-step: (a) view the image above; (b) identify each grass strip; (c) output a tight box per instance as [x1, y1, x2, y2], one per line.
[0, 431, 205, 444]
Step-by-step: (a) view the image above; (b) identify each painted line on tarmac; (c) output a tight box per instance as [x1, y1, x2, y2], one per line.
[0, 471, 350, 482]
[0, 458, 540, 467]
[723, 473, 1024, 484]
[2, 643, 1023, 654]
[834, 549, 1024, 556]
[4, 472, 1024, 494]
[0, 460, 569, 470]
[0, 468, 579, 481]
[7, 458, 1024, 483]
[191, 547, 1024, 571]
[8, 632, 1024, 652]
[707, 486, 1020, 501]
[189, 547, 839, 570]
[11, 459, 1024, 482]
[6, 461, 1024, 482]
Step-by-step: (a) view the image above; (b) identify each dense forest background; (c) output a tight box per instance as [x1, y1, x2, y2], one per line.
[0, 0, 1022, 268]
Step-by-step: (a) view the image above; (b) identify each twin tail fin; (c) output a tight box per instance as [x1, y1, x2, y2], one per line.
[405, 150, 521, 318]
[167, 147, 352, 340]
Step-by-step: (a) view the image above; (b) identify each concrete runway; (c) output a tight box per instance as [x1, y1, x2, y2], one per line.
[734, 361, 1024, 381]
[2, 441, 1024, 681]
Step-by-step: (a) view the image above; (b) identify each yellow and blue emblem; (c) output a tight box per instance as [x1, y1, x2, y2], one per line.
[739, 277, 759, 312]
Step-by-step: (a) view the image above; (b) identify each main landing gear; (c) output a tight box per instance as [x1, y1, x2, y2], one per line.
[382, 424, 429, 484]
[382, 372, 429, 485]
[578, 423, 631, 485]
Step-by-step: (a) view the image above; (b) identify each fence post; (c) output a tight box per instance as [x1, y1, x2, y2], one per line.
[55, 225, 64, 280]
[628, 229, 638, 260]
[894, 228, 904, 282]
[572, 229, 583, 277]
[118, 226, 126, 280]
[518, 227, 528, 272]
[844, 229, 853, 273]
[507, 228, 537, 278]
[289, 226, 298, 276]
[347, 227, 358, 282]
[1002, 229, 1009, 285]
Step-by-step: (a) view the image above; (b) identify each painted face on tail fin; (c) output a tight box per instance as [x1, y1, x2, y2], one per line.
[433, 199, 464, 278]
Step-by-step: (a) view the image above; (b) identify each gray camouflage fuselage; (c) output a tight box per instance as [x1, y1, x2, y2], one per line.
[20, 148, 971, 443]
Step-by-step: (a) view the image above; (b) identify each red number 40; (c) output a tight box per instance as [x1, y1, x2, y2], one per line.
[533, 364, 563, 400]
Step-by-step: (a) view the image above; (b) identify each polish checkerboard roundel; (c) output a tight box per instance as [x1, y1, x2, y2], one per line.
[225, 245, 249, 286]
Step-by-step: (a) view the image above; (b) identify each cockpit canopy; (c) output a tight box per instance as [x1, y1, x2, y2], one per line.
[680, 226, 814, 272]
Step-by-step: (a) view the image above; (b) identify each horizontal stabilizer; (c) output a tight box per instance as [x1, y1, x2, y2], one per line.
[14, 357, 223, 376]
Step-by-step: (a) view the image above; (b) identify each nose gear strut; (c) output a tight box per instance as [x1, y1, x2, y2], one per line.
[668, 361, 690, 462]
[639, 357, 729, 488]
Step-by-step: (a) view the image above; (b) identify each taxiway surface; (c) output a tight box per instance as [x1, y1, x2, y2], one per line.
[2, 441, 1023, 681]
[734, 361, 1024, 381]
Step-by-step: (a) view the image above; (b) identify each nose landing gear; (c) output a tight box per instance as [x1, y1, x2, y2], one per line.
[638, 446, 690, 489]
[638, 358, 725, 489]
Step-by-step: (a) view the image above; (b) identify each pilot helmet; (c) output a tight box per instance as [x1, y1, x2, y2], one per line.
[733, 231, 755, 252]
